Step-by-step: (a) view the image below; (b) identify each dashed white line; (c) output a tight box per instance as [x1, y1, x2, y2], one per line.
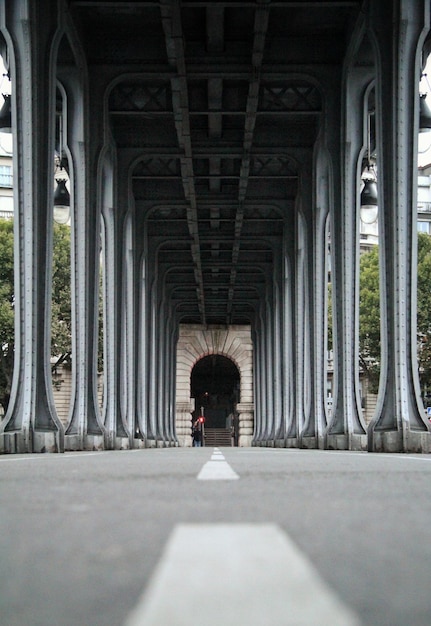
[124, 523, 361, 626]
[197, 448, 239, 480]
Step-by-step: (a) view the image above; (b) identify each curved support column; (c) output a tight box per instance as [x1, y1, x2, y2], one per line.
[251, 325, 261, 445]
[137, 254, 149, 441]
[289, 210, 308, 447]
[299, 161, 329, 449]
[272, 279, 284, 445]
[325, 72, 367, 451]
[61, 69, 105, 451]
[121, 211, 141, 446]
[102, 206, 130, 449]
[0, 2, 64, 453]
[263, 297, 275, 444]
[282, 237, 295, 446]
[156, 297, 169, 445]
[254, 306, 267, 444]
[367, 0, 431, 452]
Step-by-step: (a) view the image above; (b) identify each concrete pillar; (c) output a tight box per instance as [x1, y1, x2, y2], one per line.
[0, 1, 64, 453]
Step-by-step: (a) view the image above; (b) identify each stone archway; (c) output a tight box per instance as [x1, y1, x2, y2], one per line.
[192, 355, 240, 445]
[175, 324, 254, 446]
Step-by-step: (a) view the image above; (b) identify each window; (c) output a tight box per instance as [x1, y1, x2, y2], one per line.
[0, 165, 12, 187]
[418, 220, 430, 233]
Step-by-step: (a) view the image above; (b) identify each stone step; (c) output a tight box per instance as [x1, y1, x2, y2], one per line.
[204, 428, 232, 447]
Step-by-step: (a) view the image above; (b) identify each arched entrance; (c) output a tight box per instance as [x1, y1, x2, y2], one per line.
[175, 325, 254, 447]
[191, 355, 240, 445]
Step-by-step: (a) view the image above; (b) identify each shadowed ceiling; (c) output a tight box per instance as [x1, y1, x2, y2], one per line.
[69, 0, 361, 325]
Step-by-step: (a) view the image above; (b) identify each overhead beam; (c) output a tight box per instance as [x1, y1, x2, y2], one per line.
[227, 0, 270, 323]
[160, 0, 207, 324]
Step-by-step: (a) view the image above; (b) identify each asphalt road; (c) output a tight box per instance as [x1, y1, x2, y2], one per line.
[1, 447, 431, 626]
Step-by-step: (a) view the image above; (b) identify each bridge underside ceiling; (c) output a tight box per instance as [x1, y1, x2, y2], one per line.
[70, 0, 360, 325]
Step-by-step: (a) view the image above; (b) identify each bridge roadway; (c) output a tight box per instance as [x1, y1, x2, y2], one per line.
[1, 447, 431, 626]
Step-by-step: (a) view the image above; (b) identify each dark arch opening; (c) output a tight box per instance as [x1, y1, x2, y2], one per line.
[191, 355, 240, 441]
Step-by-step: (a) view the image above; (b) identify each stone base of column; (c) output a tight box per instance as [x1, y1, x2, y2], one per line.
[177, 435, 193, 447]
[369, 429, 431, 453]
[237, 403, 254, 448]
[286, 437, 299, 448]
[274, 438, 285, 448]
[300, 435, 326, 449]
[131, 436, 147, 449]
[175, 402, 194, 447]
[238, 434, 253, 447]
[145, 438, 158, 448]
[300, 436, 317, 449]
[64, 434, 105, 451]
[113, 436, 131, 450]
[326, 433, 367, 451]
[0, 430, 63, 454]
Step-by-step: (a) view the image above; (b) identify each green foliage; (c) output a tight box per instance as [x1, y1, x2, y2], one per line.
[417, 232, 431, 397]
[51, 223, 72, 369]
[0, 219, 15, 412]
[359, 246, 381, 391]
[0, 219, 72, 413]
[358, 233, 431, 397]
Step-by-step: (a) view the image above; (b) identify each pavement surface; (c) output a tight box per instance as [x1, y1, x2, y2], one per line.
[1, 446, 431, 625]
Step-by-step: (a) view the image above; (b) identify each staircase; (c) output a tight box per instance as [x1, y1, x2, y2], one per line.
[204, 428, 232, 447]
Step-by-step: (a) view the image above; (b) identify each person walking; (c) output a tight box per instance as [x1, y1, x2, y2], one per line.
[192, 419, 202, 447]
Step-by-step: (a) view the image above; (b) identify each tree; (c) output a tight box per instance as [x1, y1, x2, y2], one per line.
[359, 245, 381, 391]
[358, 232, 431, 397]
[417, 231, 431, 397]
[0, 219, 72, 413]
[0, 219, 15, 413]
[51, 222, 72, 371]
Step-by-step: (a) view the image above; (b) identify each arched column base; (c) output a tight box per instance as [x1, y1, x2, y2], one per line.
[0, 429, 64, 454]
[300, 436, 318, 449]
[113, 436, 133, 450]
[300, 435, 326, 449]
[326, 433, 367, 451]
[368, 429, 431, 453]
[286, 437, 299, 448]
[65, 434, 105, 451]
[144, 438, 161, 448]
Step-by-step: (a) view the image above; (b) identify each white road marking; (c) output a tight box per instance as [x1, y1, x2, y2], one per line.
[124, 523, 361, 626]
[197, 448, 239, 480]
[210, 453, 225, 460]
[197, 459, 239, 480]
